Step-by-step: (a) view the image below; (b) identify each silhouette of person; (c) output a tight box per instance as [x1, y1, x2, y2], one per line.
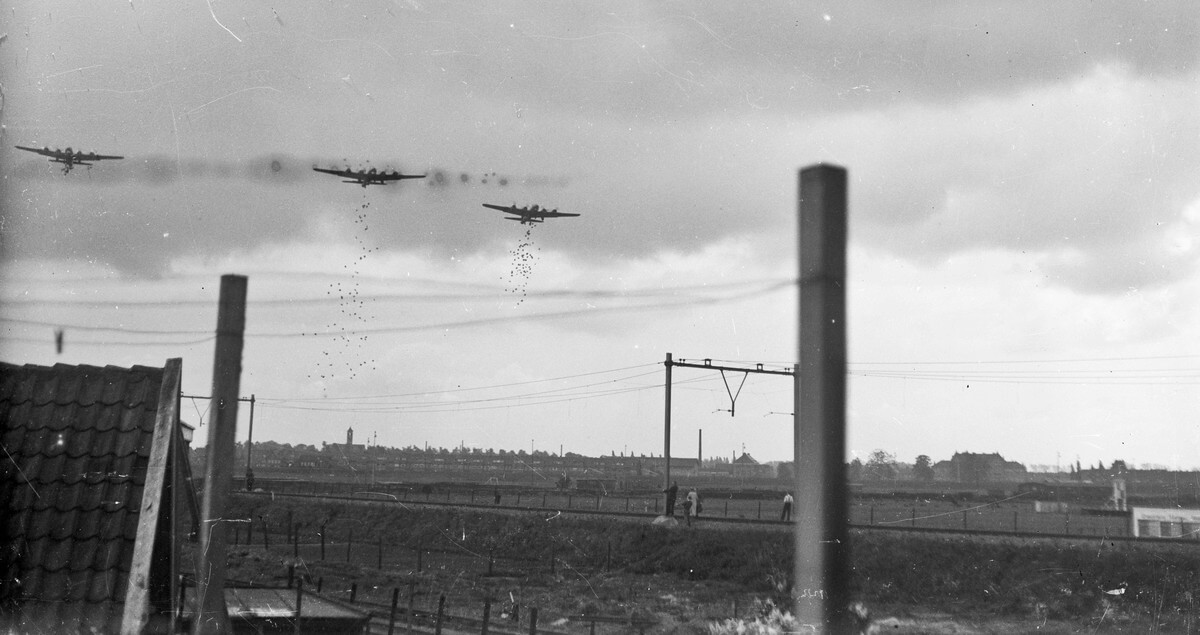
[781, 492, 793, 521]
[663, 481, 679, 517]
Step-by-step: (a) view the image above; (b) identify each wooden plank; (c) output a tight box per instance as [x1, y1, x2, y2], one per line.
[121, 357, 183, 634]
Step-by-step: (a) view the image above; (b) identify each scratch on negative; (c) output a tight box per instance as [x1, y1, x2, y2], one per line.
[2, 446, 39, 499]
[205, 0, 243, 43]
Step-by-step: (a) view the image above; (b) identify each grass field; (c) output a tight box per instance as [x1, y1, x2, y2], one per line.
[210, 493, 1200, 633]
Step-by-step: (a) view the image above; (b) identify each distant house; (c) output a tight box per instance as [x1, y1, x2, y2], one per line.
[933, 451, 1027, 484]
[0, 359, 195, 634]
[732, 453, 773, 479]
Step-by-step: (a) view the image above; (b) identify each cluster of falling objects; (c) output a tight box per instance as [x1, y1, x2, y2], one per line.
[307, 191, 380, 381]
[503, 224, 541, 305]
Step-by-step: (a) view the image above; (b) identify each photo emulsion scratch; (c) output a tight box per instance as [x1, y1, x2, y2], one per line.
[2, 2, 1200, 633]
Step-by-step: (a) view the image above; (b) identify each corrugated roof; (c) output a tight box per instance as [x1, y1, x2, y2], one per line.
[0, 361, 167, 633]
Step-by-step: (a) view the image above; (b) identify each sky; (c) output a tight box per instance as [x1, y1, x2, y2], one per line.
[2, 2, 1198, 470]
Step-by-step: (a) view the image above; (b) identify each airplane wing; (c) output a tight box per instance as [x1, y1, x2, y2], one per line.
[539, 211, 580, 218]
[312, 166, 352, 178]
[376, 172, 425, 181]
[482, 203, 520, 213]
[81, 153, 123, 161]
[15, 145, 57, 158]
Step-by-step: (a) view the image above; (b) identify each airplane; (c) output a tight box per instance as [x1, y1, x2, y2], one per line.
[312, 165, 426, 187]
[482, 203, 580, 225]
[15, 145, 124, 174]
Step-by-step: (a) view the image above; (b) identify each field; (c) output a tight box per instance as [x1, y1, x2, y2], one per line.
[205, 493, 1200, 633]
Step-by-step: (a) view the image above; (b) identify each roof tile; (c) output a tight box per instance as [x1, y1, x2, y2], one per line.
[1, 360, 179, 625]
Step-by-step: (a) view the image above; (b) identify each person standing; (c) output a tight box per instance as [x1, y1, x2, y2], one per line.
[687, 489, 699, 519]
[781, 492, 793, 521]
[663, 481, 679, 517]
[682, 496, 693, 526]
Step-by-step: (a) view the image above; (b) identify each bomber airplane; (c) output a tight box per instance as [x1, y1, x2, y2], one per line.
[15, 145, 124, 174]
[312, 165, 426, 187]
[482, 203, 580, 225]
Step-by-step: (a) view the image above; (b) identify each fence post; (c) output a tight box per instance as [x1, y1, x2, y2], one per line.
[263, 517, 270, 550]
[347, 528, 353, 562]
[910, 508, 915, 527]
[407, 582, 415, 635]
[757, 501, 762, 519]
[350, 582, 357, 603]
[294, 579, 303, 635]
[482, 598, 491, 635]
[516, 492, 522, 506]
[435, 595, 446, 635]
[287, 564, 294, 589]
[542, 492, 547, 507]
[724, 500, 729, 517]
[317, 577, 323, 593]
[654, 498, 658, 513]
[869, 506, 874, 525]
[529, 607, 538, 634]
[387, 587, 399, 635]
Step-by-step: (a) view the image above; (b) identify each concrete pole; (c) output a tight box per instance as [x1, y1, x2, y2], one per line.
[194, 274, 248, 635]
[796, 165, 850, 631]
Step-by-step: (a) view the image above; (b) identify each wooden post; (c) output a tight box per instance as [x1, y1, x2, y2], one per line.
[350, 582, 357, 603]
[387, 587, 399, 635]
[287, 565, 294, 589]
[870, 506, 874, 525]
[194, 275, 248, 635]
[406, 582, 415, 635]
[757, 500, 761, 519]
[542, 492, 547, 507]
[294, 580, 303, 635]
[795, 164, 849, 631]
[481, 598, 491, 635]
[317, 577, 323, 593]
[435, 595, 445, 634]
[596, 495, 601, 511]
[528, 607, 538, 634]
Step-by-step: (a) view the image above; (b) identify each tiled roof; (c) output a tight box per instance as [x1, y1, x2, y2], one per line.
[0, 361, 167, 633]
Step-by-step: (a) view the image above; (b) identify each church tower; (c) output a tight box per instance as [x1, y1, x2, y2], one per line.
[347, 426, 354, 446]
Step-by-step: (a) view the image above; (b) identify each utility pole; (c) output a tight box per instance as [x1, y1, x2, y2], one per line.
[796, 164, 850, 631]
[194, 275, 248, 635]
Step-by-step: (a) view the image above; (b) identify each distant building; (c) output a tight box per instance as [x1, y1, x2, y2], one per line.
[732, 452, 774, 479]
[933, 452, 1027, 484]
[325, 426, 366, 459]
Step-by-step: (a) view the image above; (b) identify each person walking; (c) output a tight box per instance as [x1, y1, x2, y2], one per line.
[663, 481, 679, 517]
[781, 492, 793, 521]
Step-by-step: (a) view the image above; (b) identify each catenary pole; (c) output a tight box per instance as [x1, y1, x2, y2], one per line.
[663, 352, 673, 505]
[796, 165, 849, 631]
[194, 274, 248, 635]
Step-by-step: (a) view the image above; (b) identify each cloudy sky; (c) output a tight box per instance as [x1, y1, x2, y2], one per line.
[2, 2, 1198, 470]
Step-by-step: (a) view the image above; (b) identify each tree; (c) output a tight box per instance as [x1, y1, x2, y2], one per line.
[846, 458, 863, 482]
[913, 455, 935, 482]
[864, 450, 898, 481]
